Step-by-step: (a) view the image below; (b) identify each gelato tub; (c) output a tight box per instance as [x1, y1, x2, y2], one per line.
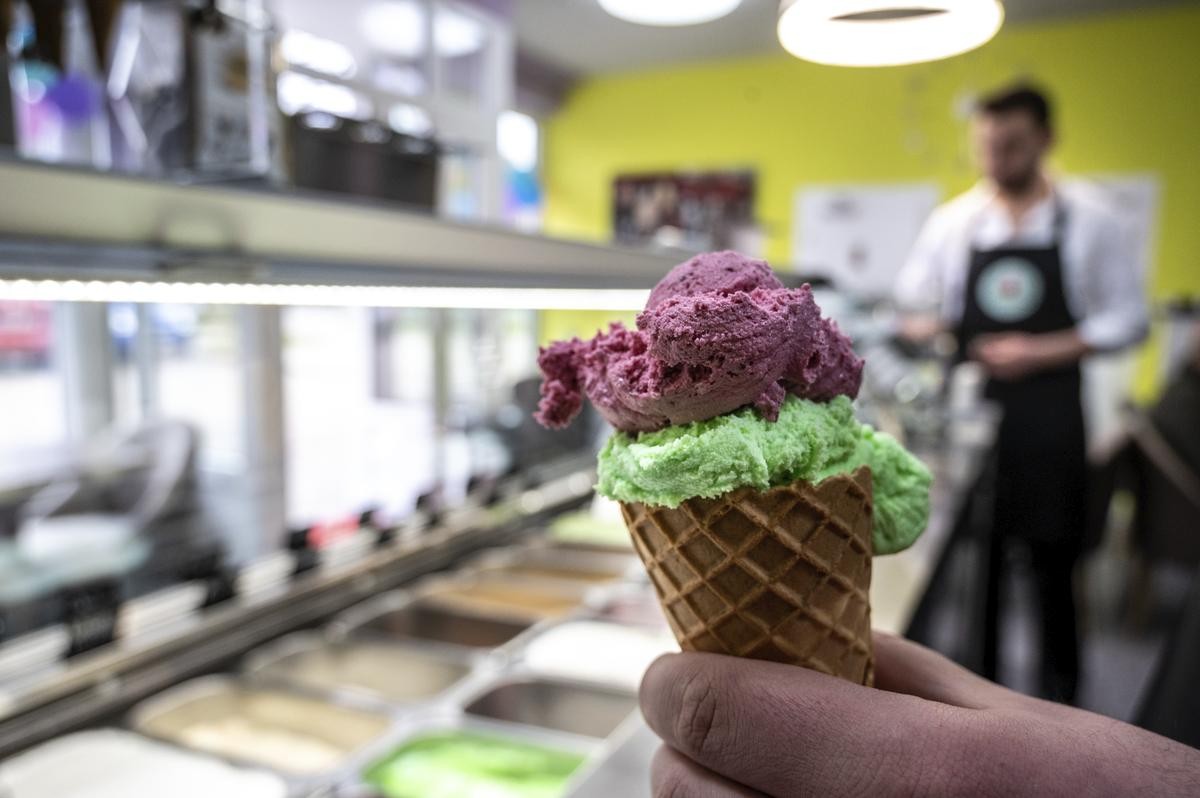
[522, 621, 676, 691]
[363, 729, 587, 798]
[342, 594, 534, 650]
[595, 588, 670, 628]
[468, 548, 637, 586]
[420, 576, 585, 621]
[465, 678, 636, 739]
[130, 677, 391, 776]
[251, 634, 471, 705]
[0, 729, 287, 798]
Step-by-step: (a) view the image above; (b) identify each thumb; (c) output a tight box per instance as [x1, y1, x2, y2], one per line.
[872, 631, 1037, 712]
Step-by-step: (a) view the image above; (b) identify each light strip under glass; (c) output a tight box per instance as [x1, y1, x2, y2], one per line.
[0, 279, 651, 311]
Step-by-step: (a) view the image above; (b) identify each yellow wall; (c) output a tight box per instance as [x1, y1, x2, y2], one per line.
[538, 309, 637, 346]
[542, 6, 1200, 392]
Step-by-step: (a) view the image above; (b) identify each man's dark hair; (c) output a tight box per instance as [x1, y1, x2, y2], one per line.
[976, 83, 1053, 132]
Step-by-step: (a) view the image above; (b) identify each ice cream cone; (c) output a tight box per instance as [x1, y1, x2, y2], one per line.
[620, 466, 875, 685]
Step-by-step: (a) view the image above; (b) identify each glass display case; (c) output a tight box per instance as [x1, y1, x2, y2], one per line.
[0, 160, 678, 786]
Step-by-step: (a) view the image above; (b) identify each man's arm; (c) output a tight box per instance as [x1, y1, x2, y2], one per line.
[970, 327, 1092, 380]
[640, 633, 1200, 797]
[894, 207, 954, 342]
[1074, 204, 1150, 354]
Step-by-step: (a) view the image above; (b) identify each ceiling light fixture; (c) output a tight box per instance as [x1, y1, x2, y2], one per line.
[597, 0, 742, 27]
[777, 0, 1003, 67]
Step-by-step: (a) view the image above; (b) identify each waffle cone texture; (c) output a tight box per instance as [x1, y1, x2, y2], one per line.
[620, 466, 875, 685]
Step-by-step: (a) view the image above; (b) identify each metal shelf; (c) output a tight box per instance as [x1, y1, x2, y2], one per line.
[0, 159, 682, 289]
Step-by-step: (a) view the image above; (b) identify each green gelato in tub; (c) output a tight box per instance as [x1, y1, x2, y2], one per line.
[364, 731, 586, 798]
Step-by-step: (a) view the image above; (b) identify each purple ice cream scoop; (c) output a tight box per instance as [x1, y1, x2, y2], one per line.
[644, 250, 782, 311]
[535, 251, 863, 433]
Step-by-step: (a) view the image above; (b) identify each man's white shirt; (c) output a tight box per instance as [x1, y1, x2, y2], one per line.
[895, 180, 1149, 351]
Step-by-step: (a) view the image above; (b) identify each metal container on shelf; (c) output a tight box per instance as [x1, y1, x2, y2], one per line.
[462, 675, 638, 740]
[331, 589, 538, 654]
[245, 632, 474, 709]
[462, 545, 640, 587]
[129, 675, 393, 781]
[413, 572, 595, 623]
[351, 714, 601, 798]
[0, 728, 290, 798]
[592, 581, 671, 629]
[515, 618, 678, 692]
[285, 115, 438, 208]
[537, 538, 638, 556]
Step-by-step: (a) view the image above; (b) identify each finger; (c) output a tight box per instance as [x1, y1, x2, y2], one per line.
[872, 631, 1033, 711]
[650, 746, 767, 798]
[640, 652, 963, 797]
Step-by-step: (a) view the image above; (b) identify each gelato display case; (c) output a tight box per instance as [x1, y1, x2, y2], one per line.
[0, 395, 693, 795]
[0, 162, 1004, 798]
[0, 398, 998, 798]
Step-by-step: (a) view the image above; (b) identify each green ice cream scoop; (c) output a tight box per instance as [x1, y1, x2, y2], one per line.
[597, 395, 932, 555]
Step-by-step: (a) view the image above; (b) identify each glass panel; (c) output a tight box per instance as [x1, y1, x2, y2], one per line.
[278, 306, 540, 525]
[440, 148, 484, 220]
[156, 305, 241, 470]
[279, 30, 358, 79]
[10, 2, 112, 169]
[434, 2, 489, 102]
[360, 0, 431, 99]
[388, 103, 434, 138]
[498, 110, 542, 231]
[445, 309, 537, 491]
[284, 306, 437, 524]
[0, 301, 63, 526]
[277, 71, 373, 120]
[372, 59, 429, 98]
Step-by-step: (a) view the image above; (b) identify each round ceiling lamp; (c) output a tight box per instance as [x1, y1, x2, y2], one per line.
[597, 0, 742, 27]
[777, 0, 1004, 67]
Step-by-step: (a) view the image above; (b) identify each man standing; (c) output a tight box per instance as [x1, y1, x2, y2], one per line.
[896, 84, 1148, 702]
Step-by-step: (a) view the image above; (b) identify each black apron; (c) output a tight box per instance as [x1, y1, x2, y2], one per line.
[957, 200, 1087, 546]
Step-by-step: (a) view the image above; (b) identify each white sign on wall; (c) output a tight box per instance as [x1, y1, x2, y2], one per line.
[792, 182, 941, 300]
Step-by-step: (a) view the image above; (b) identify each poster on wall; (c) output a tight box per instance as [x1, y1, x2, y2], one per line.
[613, 171, 757, 253]
[792, 182, 941, 300]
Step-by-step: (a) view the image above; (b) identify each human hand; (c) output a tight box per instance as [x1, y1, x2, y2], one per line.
[898, 315, 944, 345]
[970, 332, 1044, 380]
[639, 632, 1200, 797]
[968, 329, 1091, 381]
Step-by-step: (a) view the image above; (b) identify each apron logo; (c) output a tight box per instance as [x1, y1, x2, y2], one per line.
[975, 256, 1045, 323]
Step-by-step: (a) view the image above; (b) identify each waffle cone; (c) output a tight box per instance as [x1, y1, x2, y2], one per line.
[620, 466, 875, 685]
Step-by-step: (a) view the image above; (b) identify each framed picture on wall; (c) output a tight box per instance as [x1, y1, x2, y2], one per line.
[613, 170, 756, 252]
